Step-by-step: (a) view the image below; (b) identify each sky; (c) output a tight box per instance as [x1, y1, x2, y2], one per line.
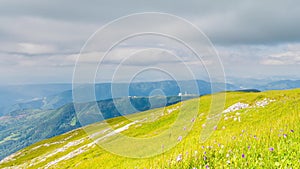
[0, 0, 300, 84]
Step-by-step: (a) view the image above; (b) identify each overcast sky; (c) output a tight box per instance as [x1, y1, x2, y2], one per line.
[0, 0, 300, 84]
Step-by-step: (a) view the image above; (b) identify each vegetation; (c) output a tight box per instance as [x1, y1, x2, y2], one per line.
[0, 89, 299, 168]
[0, 95, 195, 160]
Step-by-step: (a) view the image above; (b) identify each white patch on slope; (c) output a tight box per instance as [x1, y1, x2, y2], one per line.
[222, 98, 275, 114]
[0, 152, 22, 165]
[222, 102, 250, 113]
[254, 98, 275, 107]
[44, 121, 139, 168]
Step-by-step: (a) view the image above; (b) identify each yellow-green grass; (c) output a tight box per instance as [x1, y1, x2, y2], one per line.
[1, 89, 299, 169]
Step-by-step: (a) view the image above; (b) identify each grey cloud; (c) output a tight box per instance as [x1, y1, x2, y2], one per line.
[260, 51, 300, 65]
[0, 16, 98, 47]
[1, 0, 300, 84]
[195, 1, 300, 45]
[1, 1, 300, 45]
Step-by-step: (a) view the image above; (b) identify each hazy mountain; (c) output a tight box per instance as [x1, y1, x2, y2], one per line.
[0, 84, 72, 116]
[0, 80, 238, 116]
[227, 77, 300, 90]
[257, 80, 300, 91]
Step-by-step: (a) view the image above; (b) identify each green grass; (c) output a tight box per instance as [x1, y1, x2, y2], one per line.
[1, 89, 299, 169]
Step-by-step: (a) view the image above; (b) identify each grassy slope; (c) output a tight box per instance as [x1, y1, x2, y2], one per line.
[1, 89, 299, 169]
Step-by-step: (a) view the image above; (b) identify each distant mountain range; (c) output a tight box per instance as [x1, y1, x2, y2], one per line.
[0, 84, 71, 116]
[257, 80, 300, 90]
[2, 79, 300, 117]
[0, 80, 237, 116]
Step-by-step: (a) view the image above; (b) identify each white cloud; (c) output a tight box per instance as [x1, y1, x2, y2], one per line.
[261, 51, 300, 65]
[1, 1, 300, 83]
[17, 43, 57, 54]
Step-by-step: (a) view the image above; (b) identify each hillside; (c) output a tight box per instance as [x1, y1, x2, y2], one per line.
[0, 95, 196, 160]
[0, 89, 299, 168]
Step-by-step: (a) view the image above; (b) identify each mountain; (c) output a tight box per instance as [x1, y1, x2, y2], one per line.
[0, 84, 72, 116]
[1, 79, 299, 116]
[0, 95, 196, 160]
[0, 84, 71, 107]
[1, 88, 299, 168]
[0, 80, 238, 116]
[258, 80, 300, 91]
[1, 90, 73, 115]
[227, 77, 300, 91]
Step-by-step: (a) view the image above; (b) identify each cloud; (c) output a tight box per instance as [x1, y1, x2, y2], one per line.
[1, 1, 300, 45]
[17, 43, 57, 55]
[0, 16, 99, 51]
[1, 0, 300, 83]
[261, 51, 300, 65]
[77, 47, 204, 67]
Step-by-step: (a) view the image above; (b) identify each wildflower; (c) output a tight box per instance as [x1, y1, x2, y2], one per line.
[248, 146, 251, 150]
[213, 126, 217, 130]
[227, 160, 231, 164]
[283, 134, 287, 138]
[194, 150, 198, 155]
[242, 154, 245, 158]
[290, 129, 294, 133]
[183, 126, 186, 131]
[203, 156, 207, 161]
[242, 130, 245, 133]
[205, 165, 210, 169]
[269, 147, 274, 152]
[222, 126, 226, 130]
[204, 151, 207, 154]
[202, 124, 206, 128]
[193, 168, 197, 169]
[226, 153, 230, 158]
[177, 136, 183, 142]
[191, 118, 195, 122]
[176, 154, 182, 162]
